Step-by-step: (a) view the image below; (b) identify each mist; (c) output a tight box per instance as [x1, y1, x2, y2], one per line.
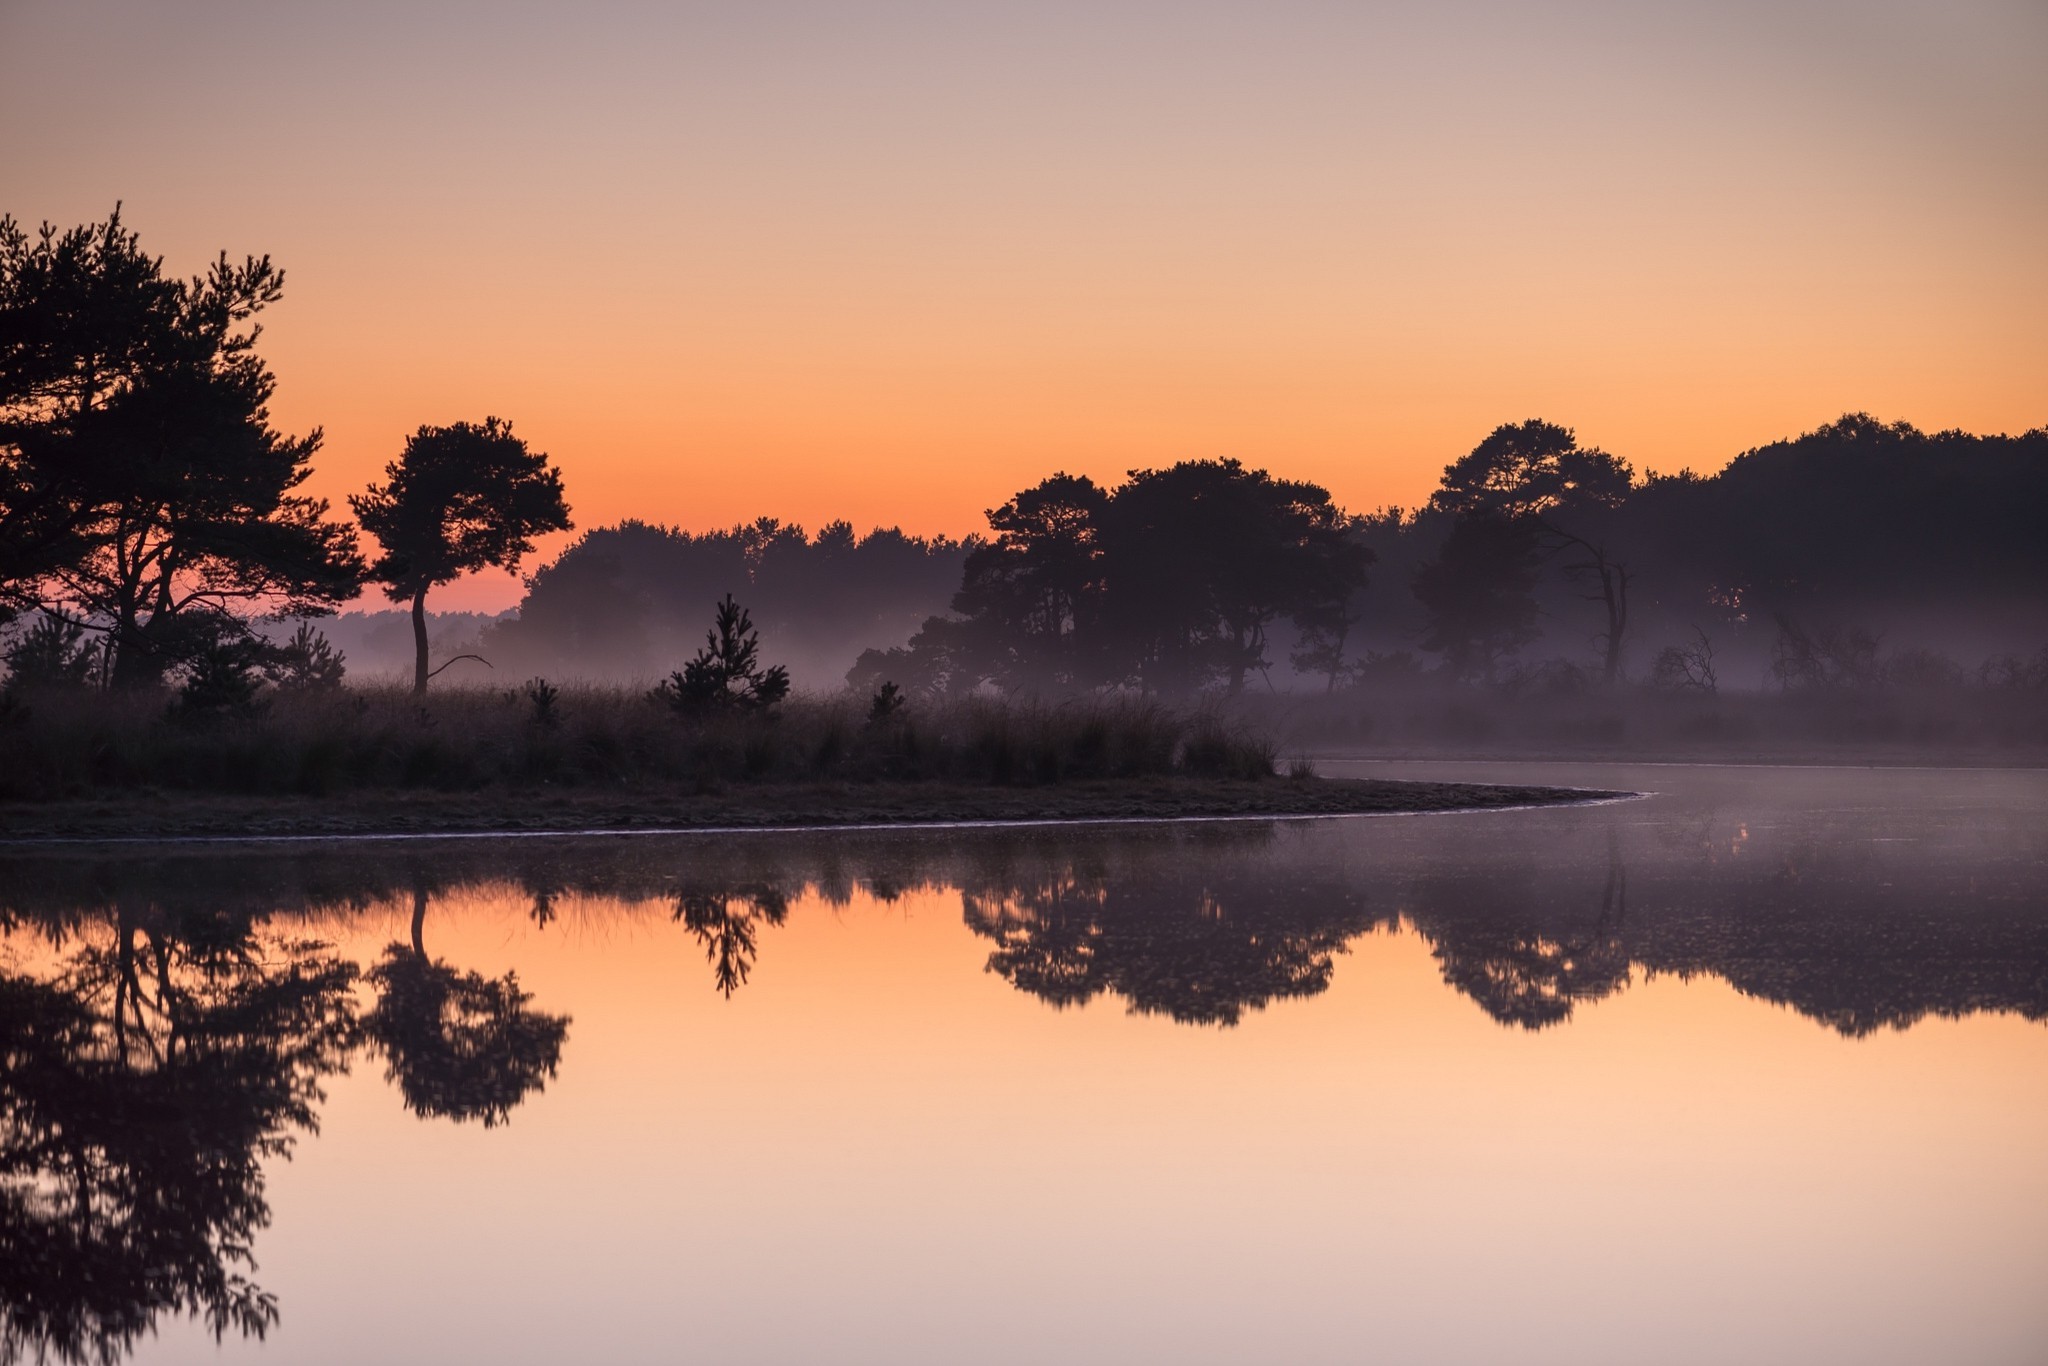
[258, 413, 2047, 763]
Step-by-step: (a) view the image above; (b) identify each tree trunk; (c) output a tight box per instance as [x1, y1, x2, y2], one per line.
[411, 587, 430, 695]
[411, 886, 429, 958]
[1600, 563, 1630, 686]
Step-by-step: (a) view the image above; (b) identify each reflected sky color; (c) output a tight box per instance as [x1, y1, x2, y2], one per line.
[4, 3, 2044, 607]
[3, 763, 2043, 1362]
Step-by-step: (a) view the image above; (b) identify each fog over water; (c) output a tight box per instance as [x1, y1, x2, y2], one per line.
[4, 761, 2043, 1364]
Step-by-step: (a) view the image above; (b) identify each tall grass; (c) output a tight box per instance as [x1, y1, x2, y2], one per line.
[0, 686, 1278, 801]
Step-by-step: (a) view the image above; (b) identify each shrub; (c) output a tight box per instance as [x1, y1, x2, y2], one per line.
[4, 612, 98, 692]
[173, 639, 270, 721]
[1649, 629, 1718, 693]
[268, 623, 347, 693]
[652, 595, 791, 715]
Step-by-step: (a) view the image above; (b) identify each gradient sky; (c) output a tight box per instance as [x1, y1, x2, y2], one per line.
[4, 0, 2044, 608]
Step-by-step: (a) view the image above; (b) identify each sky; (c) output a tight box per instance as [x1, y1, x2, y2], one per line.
[4, 0, 2044, 609]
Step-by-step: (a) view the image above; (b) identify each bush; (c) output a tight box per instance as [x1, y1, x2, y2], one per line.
[268, 623, 347, 693]
[652, 595, 791, 715]
[173, 639, 270, 721]
[4, 612, 98, 692]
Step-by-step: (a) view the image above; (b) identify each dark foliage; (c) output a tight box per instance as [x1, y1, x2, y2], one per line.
[352, 417, 571, 694]
[859, 460, 1371, 699]
[652, 595, 791, 714]
[361, 950, 568, 1128]
[0, 208, 365, 688]
[2, 610, 97, 693]
[0, 911, 357, 1364]
[172, 632, 271, 721]
[265, 623, 346, 694]
[867, 680, 905, 725]
[1303, 413, 2048, 690]
[1411, 513, 1543, 684]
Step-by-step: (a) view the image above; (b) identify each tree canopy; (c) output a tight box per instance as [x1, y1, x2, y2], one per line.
[0, 208, 363, 686]
[352, 417, 570, 692]
[861, 459, 1371, 698]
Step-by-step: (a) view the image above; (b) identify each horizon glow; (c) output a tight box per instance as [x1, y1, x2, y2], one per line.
[4, 0, 2043, 610]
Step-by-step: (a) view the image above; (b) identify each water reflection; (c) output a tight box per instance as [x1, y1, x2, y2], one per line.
[0, 906, 354, 1364]
[0, 888, 570, 1364]
[0, 787, 2042, 1360]
[673, 883, 791, 998]
[361, 887, 569, 1128]
[959, 848, 1380, 1026]
[4, 813, 2038, 1040]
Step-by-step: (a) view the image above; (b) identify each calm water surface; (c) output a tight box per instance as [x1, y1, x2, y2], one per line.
[3, 762, 2044, 1365]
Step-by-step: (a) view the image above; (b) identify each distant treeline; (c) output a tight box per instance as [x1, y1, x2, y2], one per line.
[480, 519, 971, 688]
[3, 207, 2044, 708]
[1339, 415, 2048, 694]
[842, 415, 2048, 700]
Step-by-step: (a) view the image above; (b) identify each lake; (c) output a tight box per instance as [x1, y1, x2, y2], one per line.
[3, 761, 2044, 1365]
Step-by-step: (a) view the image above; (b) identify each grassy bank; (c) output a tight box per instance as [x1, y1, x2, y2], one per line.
[0, 684, 1624, 837]
[0, 687, 1281, 802]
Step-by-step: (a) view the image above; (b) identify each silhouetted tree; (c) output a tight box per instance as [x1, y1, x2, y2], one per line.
[652, 594, 791, 712]
[1289, 594, 1361, 692]
[675, 885, 790, 997]
[962, 860, 1383, 1027]
[264, 622, 345, 693]
[0, 208, 364, 686]
[1099, 460, 1370, 694]
[2, 609, 97, 691]
[1647, 629, 1717, 693]
[1431, 420, 1636, 682]
[950, 473, 1110, 688]
[1414, 843, 1631, 1030]
[352, 417, 570, 693]
[0, 208, 180, 617]
[1412, 513, 1543, 684]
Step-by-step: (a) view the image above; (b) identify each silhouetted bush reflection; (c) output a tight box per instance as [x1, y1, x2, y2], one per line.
[674, 884, 790, 998]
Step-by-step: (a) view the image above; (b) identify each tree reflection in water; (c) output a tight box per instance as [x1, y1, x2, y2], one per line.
[0, 907, 356, 1365]
[0, 882, 573, 1363]
[361, 887, 570, 1128]
[962, 861, 1381, 1026]
[674, 884, 790, 998]
[1416, 832, 1632, 1029]
[1, 806, 2042, 1359]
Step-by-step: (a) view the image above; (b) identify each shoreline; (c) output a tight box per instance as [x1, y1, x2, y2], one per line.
[0, 776, 1628, 845]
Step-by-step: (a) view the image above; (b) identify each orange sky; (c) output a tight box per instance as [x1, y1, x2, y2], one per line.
[4, 1, 2044, 609]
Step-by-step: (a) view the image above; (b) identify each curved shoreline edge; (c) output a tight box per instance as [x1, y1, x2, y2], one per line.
[0, 781, 1644, 849]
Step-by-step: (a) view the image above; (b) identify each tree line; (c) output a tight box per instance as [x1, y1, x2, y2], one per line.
[6, 208, 2044, 706]
[481, 517, 970, 687]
